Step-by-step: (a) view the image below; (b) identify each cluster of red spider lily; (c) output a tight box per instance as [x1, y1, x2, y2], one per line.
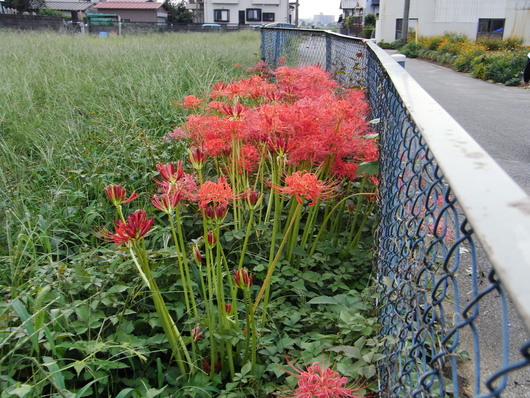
[100, 64, 377, 395]
[280, 360, 369, 398]
[170, 64, 378, 184]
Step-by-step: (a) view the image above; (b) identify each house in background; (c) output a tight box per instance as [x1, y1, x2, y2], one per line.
[186, 0, 203, 23]
[44, 1, 94, 22]
[93, 1, 167, 23]
[187, 0, 290, 26]
[376, 0, 530, 44]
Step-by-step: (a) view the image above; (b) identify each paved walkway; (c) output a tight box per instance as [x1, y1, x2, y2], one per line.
[399, 55, 530, 195]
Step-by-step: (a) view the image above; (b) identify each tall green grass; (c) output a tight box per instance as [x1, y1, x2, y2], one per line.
[0, 30, 260, 256]
[0, 30, 261, 397]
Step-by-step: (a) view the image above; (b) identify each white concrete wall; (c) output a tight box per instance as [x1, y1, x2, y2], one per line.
[377, 0, 530, 44]
[204, 0, 290, 25]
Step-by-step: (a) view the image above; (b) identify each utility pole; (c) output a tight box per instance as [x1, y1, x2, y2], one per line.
[295, 0, 299, 27]
[401, 0, 410, 42]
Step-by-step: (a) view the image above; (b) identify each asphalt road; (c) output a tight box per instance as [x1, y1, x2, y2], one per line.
[398, 55, 530, 195]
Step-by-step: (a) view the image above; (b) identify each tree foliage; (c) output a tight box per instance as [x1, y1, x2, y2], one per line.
[164, 0, 193, 24]
[4, 0, 44, 12]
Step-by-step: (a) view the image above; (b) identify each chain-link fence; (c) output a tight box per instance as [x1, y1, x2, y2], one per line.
[261, 27, 530, 397]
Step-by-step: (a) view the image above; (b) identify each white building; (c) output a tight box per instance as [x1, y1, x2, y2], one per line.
[188, 0, 291, 26]
[376, 0, 530, 44]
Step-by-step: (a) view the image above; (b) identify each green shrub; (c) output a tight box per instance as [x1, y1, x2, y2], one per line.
[452, 41, 487, 72]
[362, 25, 375, 39]
[476, 37, 504, 51]
[399, 40, 422, 58]
[377, 40, 396, 49]
[482, 51, 527, 85]
[471, 55, 487, 79]
[364, 13, 376, 27]
[419, 35, 445, 51]
[503, 36, 524, 51]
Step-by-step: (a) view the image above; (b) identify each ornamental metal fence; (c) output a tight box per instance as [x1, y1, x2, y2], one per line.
[261, 27, 530, 398]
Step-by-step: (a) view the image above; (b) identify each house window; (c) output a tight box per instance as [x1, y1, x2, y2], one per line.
[395, 18, 418, 40]
[263, 12, 275, 22]
[214, 9, 229, 22]
[477, 18, 505, 39]
[246, 8, 261, 22]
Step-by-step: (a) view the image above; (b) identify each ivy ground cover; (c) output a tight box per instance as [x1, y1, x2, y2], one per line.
[0, 32, 383, 397]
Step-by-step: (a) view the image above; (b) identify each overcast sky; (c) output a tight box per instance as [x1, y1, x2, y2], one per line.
[299, 0, 342, 20]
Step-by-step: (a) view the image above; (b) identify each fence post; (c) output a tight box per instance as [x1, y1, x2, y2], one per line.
[325, 33, 332, 71]
[274, 30, 283, 69]
[261, 29, 266, 61]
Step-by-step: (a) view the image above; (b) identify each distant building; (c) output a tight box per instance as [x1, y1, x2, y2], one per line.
[313, 12, 334, 26]
[186, 0, 291, 26]
[376, 0, 530, 44]
[93, 1, 167, 23]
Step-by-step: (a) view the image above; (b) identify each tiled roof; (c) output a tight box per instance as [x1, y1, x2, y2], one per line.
[94, 2, 163, 9]
[45, 1, 94, 11]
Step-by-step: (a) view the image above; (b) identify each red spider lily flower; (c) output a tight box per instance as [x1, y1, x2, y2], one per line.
[188, 146, 208, 170]
[105, 185, 138, 206]
[274, 65, 338, 101]
[102, 209, 154, 247]
[209, 101, 246, 119]
[182, 95, 202, 109]
[156, 161, 185, 184]
[234, 268, 253, 289]
[281, 361, 369, 398]
[151, 190, 182, 214]
[275, 171, 338, 207]
[246, 59, 269, 75]
[196, 176, 233, 210]
[225, 303, 232, 314]
[191, 326, 203, 342]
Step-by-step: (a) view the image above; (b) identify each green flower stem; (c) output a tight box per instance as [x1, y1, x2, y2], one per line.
[345, 178, 367, 242]
[249, 293, 257, 375]
[283, 200, 300, 264]
[237, 207, 255, 270]
[308, 193, 369, 257]
[242, 288, 251, 363]
[202, 218, 218, 377]
[295, 203, 320, 268]
[168, 214, 192, 318]
[300, 204, 319, 247]
[127, 245, 151, 288]
[286, 206, 301, 264]
[174, 208, 198, 319]
[130, 241, 193, 375]
[244, 288, 257, 375]
[346, 200, 375, 252]
[253, 202, 302, 315]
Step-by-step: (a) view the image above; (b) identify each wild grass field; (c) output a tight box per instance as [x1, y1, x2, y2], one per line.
[0, 30, 380, 397]
[0, 30, 260, 252]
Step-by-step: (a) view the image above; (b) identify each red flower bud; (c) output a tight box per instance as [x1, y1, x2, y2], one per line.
[193, 246, 203, 263]
[191, 326, 203, 342]
[234, 268, 253, 289]
[207, 231, 217, 246]
[245, 189, 260, 207]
